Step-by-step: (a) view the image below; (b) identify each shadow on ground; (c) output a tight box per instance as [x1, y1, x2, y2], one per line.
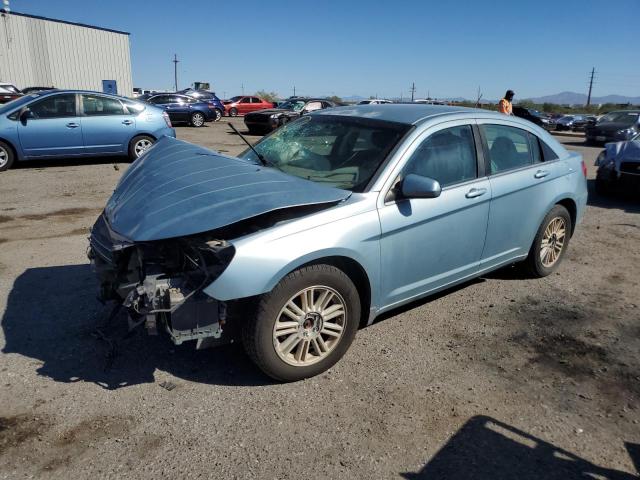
[587, 179, 640, 213]
[401, 416, 638, 479]
[1, 264, 272, 390]
[14, 155, 130, 170]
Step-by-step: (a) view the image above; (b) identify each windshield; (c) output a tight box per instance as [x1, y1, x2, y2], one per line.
[277, 100, 306, 111]
[0, 94, 38, 114]
[230, 96, 243, 102]
[600, 111, 639, 126]
[238, 115, 410, 192]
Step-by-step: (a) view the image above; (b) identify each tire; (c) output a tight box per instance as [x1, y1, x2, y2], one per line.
[243, 264, 361, 382]
[595, 176, 610, 196]
[128, 135, 155, 161]
[0, 140, 15, 171]
[524, 205, 572, 278]
[213, 109, 223, 122]
[190, 111, 205, 127]
[229, 107, 238, 117]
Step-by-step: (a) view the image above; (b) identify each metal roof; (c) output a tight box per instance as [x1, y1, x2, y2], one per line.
[5, 11, 130, 35]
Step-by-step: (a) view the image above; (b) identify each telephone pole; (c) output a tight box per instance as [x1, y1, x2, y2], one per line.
[410, 82, 416, 102]
[293, 85, 296, 97]
[586, 67, 595, 107]
[172, 54, 179, 91]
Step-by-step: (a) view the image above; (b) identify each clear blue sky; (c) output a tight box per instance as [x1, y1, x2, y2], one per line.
[9, 0, 640, 100]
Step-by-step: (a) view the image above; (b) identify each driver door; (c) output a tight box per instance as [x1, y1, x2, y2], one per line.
[378, 122, 491, 308]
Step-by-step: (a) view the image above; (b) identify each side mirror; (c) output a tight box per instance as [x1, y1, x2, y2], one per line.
[401, 174, 442, 199]
[19, 108, 34, 123]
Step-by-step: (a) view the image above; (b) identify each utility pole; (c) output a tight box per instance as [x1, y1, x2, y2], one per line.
[293, 85, 296, 97]
[410, 82, 416, 102]
[586, 67, 595, 107]
[241, 83, 244, 95]
[476, 86, 483, 107]
[172, 54, 179, 91]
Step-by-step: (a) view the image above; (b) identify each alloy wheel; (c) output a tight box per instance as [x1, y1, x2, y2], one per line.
[192, 113, 204, 127]
[0, 146, 8, 169]
[272, 286, 347, 367]
[540, 216, 566, 268]
[134, 138, 153, 158]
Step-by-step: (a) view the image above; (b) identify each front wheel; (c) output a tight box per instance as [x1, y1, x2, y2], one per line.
[190, 112, 205, 127]
[228, 107, 238, 117]
[0, 140, 15, 171]
[524, 205, 572, 277]
[243, 264, 360, 382]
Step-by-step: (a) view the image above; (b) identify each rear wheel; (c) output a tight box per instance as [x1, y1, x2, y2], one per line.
[213, 109, 223, 122]
[128, 135, 155, 160]
[243, 264, 360, 382]
[191, 112, 205, 127]
[229, 107, 238, 117]
[524, 205, 572, 277]
[0, 140, 15, 171]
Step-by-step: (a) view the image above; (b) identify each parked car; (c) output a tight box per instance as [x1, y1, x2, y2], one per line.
[142, 93, 217, 127]
[224, 96, 275, 117]
[358, 99, 393, 105]
[0, 83, 22, 104]
[594, 132, 640, 195]
[244, 98, 335, 134]
[0, 90, 175, 171]
[177, 89, 225, 121]
[21, 86, 56, 95]
[88, 104, 587, 381]
[585, 110, 640, 145]
[513, 106, 556, 130]
[571, 115, 596, 132]
[555, 115, 580, 131]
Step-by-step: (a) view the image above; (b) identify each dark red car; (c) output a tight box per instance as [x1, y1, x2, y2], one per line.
[223, 96, 275, 116]
[0, 83, 22, 104]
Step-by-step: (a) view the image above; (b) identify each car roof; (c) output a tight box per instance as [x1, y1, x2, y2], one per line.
[312, 104, 493, 125]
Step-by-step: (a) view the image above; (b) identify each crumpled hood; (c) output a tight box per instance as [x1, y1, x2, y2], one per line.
[104, 137, 350, 241]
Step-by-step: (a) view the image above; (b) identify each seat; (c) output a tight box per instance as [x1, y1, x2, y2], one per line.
[490, 136, 519, 172]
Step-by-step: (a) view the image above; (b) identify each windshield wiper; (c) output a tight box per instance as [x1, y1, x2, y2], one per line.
[228, 123, 272, 168]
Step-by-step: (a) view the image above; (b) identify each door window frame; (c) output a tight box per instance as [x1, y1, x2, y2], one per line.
[26, 93, 79, 119]
[378, 119, 486, 206]
[79, 94, 128, 117]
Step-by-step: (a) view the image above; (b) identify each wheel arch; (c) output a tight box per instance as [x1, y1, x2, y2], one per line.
[555, 197, 577, 236]
[0, 136, 20, 161]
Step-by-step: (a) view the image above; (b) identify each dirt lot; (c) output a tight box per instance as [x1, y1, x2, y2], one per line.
[1, 119, 639, 479]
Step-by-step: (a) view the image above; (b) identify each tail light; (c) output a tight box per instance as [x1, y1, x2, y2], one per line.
[162, 111, 172, 128]
[581, 160, 587, 178]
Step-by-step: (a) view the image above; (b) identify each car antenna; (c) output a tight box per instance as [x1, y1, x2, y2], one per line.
[228, 122, 267, 167]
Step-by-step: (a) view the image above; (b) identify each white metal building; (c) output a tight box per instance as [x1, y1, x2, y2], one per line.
[0, 11, 133, 96]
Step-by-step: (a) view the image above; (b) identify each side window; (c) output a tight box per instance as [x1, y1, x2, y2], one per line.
[305, 101, 323, 112]
[404, 125, 478, 188]
[527, 132, 542, 163]
[29, 94, 76, 119]
[150, 95, 169, 104]
[82, 95, 125, 116]
[251, 97, 261, 103]
[241, 97, 252, 103]
[482, 124, 533, 174]
[540, 140, 559, 161]
[122, 99, 145, 114]
[322, 102, 333, 109]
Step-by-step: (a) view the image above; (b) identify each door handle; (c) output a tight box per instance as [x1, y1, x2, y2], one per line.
[122, 120, 133, 125]
[465, 187, 487, 199]
[66, 122, 80, 128]
[534, 170, 550, 179]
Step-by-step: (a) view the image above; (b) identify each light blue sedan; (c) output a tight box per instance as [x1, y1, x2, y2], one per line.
[89, 104, 588, 381]
[0, 89, 175, 171]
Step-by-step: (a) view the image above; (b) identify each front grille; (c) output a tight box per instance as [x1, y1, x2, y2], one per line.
[620, 162, 640, 175]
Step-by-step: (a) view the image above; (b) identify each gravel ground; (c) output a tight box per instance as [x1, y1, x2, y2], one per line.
[0, 119, 639, 479]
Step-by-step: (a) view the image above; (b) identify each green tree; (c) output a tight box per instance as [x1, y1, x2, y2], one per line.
[327, 95, 343, 104]
[255, 90, 279, 102]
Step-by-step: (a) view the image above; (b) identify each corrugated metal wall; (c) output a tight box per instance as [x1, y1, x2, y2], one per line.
[0, 13, 133, 96]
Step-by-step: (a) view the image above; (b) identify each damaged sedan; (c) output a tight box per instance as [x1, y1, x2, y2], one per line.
[89, 104, 588, 381]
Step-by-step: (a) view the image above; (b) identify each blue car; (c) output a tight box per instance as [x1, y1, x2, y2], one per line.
[142, 93, 219, 126]
[0, 90, 175, 171]
[177, 88, 225, 122]
[89, 105, 588, 381]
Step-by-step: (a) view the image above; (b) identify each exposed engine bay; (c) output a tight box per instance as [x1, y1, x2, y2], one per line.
[88, 214, 236, 349]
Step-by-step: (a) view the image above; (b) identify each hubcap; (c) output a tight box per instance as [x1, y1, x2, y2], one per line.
[215, 110, 222, 121]
[0, 146, 8, 168]
[540, 216, 566, 267]
[134, 139, 152, 157]
[273, 286, 347, 367]
[193, 114, 204, 126]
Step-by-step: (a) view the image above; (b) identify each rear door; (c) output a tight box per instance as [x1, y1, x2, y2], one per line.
[478, 121, 568, 270]
[149, 95, 185, 123]
[238, 97, 253, 115]
[80, 94, 136, 154]
[17, 93, 84, 157]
